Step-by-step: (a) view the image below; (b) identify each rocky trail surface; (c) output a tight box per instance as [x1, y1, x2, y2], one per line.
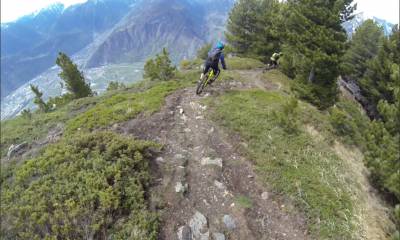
[117, 70, 309, 240]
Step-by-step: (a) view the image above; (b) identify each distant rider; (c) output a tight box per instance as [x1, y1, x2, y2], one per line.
[269, 52, 282, 68]
[200, 41, 227, 84]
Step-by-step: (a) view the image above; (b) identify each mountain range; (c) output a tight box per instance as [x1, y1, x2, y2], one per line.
[1, 0, 234, 119]
[1, 1, 396, 120]
[342, 12, 396, 37]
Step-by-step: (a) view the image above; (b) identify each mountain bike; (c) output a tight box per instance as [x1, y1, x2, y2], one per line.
[196, 68, 220, 95]
[263, 63, 278, 73]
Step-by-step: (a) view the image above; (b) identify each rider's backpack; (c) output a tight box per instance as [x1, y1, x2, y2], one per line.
[207, 48, 221, 63]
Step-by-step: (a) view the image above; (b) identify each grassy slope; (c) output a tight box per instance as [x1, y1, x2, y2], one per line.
[1, 57, 388, 239]
[205, 69, 385, 239]
[0, 70, 195, 239]
[0, 72, 195, 157]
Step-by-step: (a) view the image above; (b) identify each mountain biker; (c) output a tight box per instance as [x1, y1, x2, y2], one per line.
[269, 52, 282, 68]
[200, 41, 227, 84]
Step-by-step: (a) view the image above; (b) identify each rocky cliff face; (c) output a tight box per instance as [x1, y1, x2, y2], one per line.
[85, 0, 233, 67]
[1, 0, 138, 98]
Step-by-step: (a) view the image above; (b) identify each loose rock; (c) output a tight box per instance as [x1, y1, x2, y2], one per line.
[201, 157, 223, 168]
[189, 211, 208, 238]
[213, 232, 225, 240]
[7, 142, 27, 159]
[177, 225, 192, 240]
[261, 192, 269, 200]
[223, 215, 236, 230]
[175, 182, 188, 193]
[214, 180, 226, 190]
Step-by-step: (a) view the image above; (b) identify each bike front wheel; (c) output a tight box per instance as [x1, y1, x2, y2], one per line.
[196, 74, 209, 95]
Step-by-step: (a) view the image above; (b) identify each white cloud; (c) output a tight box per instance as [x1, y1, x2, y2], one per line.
[354, 0, 399, 24]
[1, 0, 88, 23]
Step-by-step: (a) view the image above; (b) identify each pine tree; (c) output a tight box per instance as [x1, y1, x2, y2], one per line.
[342, 20, 384, 80]
[226, 0, 281, 62]
[252, 0, 282, 62]
[144, 48, 176, 81]
[360, 26, 399, 115]
[30, 84, 49, 112]
[284, 0, 354, 109]
[226, 0, 260, 56]
[56, 52, 92, 99]
[361, 26, 400, 231]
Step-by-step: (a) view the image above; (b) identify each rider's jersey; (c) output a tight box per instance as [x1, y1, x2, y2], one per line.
[207, 48, 226, 69]
[271, 53, 280, 61]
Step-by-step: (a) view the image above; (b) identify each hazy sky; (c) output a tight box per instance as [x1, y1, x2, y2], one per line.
[1, 0, 87, 23]
[1, 0, 399, 24]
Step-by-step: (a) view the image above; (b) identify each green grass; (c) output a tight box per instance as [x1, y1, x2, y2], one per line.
[235, 195, 253, 209]
[0, 95, 105, 158]
[1, 72, 196, 155]
[66, 78, 192, 134]
[207, 89, 358, 239]
[227, 57, 264, 70]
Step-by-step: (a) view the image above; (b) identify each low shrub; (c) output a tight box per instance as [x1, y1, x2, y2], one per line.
[1, 131, 159, 239]
[273, 96, 299, 133]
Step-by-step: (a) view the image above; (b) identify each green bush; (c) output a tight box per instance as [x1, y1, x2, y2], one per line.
[1, 132, 159, 239]
[144, 48, 176, 81]
[47, 94, 74, 110]
[364, 121, 400, 200]
[329, 107, 358, 143]
[273, 96, 299, 133]
[107, 81, 126, 91]
[20, 109, 32, 120]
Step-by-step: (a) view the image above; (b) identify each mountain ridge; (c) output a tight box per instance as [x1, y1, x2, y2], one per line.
[1, 0, 234, 120]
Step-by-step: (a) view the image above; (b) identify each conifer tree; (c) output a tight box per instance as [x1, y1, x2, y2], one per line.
[144, 48, 176, 81]
[226, 0, 281, 62]
[284, 0, 354, 109]
[56, 52, 92, 99]
[360, 26, 399, 114]
[30, 84, 49, 112]
[226, 0, 260, 55]
[342, 20, 384, 80]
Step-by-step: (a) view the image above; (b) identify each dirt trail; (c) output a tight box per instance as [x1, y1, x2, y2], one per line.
[119, 70, 308, 240]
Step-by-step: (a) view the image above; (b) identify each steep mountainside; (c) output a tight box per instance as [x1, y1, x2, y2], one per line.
[85, 0, 233, 67]
[1, 0, 234, 120]
[1, 0, 138, 98]
[342, 12, 396, 37]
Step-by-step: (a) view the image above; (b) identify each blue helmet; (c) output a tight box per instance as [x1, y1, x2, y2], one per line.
[216, 41, 225, 50]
